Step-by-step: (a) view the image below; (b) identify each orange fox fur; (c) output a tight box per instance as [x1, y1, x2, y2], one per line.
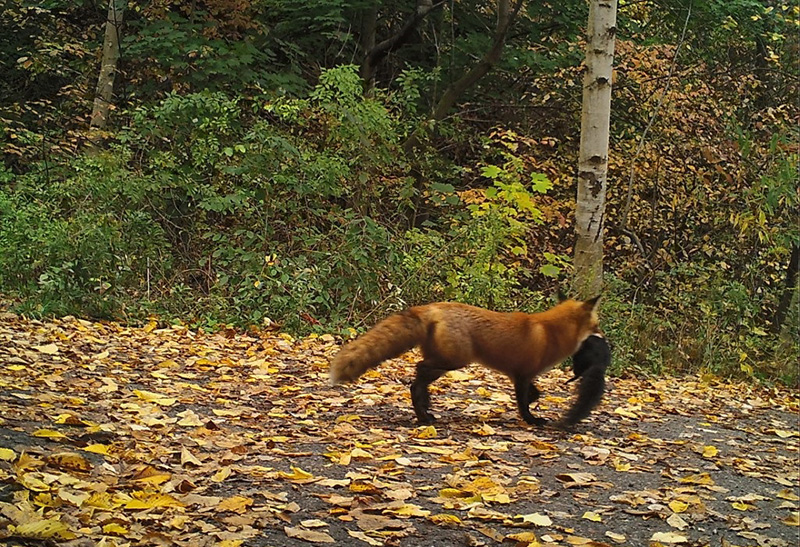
[329, 297, 600, 425]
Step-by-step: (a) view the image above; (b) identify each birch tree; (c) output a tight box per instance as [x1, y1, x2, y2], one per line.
[574, 0, 617, 298]
[89, 0, 125, 140]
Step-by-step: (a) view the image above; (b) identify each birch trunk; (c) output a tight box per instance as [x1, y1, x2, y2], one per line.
[574, 0, 617, 298]
[89, 0, 125, 138]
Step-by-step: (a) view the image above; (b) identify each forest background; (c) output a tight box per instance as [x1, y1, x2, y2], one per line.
[0, 0, 797, 383]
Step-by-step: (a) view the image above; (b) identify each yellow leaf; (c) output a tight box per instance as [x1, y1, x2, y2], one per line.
[217, 495, 253, 513]
[701, 445, 718, 458]
[439, 488, 471, 498]
[772, 429, 796, 438]
[32, 429, 67, 440]
[349, 447, 373, 460]
[13, 518, 74, 540]
[177, 409, 205, 427]
[650, 531, 688, 543]
[125, 491, 185, 510]
[777, 489, 800, 501]
[84, 492, 122, 510]
[0, 447, 16, 461]
[181, 447, 203, 467]
[782, 511, 800, 526]
[33, 343, 59, 354]
[383, 503, 431, 518]
[668, 500, 689, 513]
[731, 501, 752, 511]
[18, 473, 51, 492]
[83, 443, 110, 455]
[212, 466, 232, 482]
[33, 493, 58, 508]
[415, 425, 437, 439]
[133, 472, 171, 486]
[45, 452, 92, 472]
[335, 414, 361, 423]
[278, 466, 314, 482]
[515, 512, 552, 526]
[666, 513, 689, 530]
[102, 523, 128, 535]
[613, 407, 639, 419]
[428, 513, 462, 526]
[582, 511, 602, 522]
[8, 364, 26, 371]
[505, 531, 540, 545]
[218, 541, 244, 547]
[614, 461, 631, 472]
[678, 472, 714, 486]
[133, 389, 176, 406]
[605, 531, 626, 543]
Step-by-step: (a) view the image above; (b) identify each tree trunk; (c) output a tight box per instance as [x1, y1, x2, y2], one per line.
[573, 0, 617, 299]
[360, 1, 443, 95]
[402, 0, 521, 155]
[359, 4, 379, 94]
[89, 0, 125, 140]
[773, 242, 799, 333]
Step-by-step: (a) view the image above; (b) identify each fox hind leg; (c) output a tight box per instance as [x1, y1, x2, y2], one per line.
[527, 382, 541, 405]
[514, 375, 547, 426]
[410, 361, 448, 424]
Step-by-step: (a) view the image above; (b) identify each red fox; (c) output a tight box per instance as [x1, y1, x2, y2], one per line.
[329, 296, 601, 426]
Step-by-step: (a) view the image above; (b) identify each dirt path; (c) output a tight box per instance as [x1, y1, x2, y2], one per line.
[0, 314, 798, 546]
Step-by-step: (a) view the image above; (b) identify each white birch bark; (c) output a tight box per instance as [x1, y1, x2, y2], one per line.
[90, 0, 125, 136]
[574, 0, 617, 298]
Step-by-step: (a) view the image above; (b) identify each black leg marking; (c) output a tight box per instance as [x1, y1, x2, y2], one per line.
[514, 376, 547, 427]
[410, 361, 447, 424]
[527, 382, 541, 406]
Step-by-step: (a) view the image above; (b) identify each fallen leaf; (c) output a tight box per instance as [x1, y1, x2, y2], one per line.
[415, 425, 437, 439]
[12, 518, 74, 540]
[650, 531, 688, 543]
[284, 525, 335, 543]
[582, 511, 602, 522]
[125, 491, 185, 510]
[678, 472, 714, 486]
[181, 447, 202, 466]
[701, 445, 718, 458]
[667, 513, 689, 530]
[668, 500, 689, 513]
[45, 452, 92, 472]
[217, 495, 253, 514]
[32, 429, 67, 440]
[782, 511, 800, 526]
[33, 343, 59, 354]
[514, 512, 552, 527]
[605, 531, 626, 543]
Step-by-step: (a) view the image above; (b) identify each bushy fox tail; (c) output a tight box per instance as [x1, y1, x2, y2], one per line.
[558, 366, 606, 427]
[329, 310, 426, 385]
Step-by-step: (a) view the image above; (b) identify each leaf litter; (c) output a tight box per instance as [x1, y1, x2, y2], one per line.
[0, 313, 797, 546]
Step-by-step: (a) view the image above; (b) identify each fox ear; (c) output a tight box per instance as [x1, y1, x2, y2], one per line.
[584, 295, 601, 309]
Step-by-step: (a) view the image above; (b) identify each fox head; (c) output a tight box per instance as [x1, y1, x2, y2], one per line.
[550, 294, 601, 345]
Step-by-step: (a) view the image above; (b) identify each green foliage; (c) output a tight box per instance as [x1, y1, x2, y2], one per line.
[1, 0, 798, 387]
